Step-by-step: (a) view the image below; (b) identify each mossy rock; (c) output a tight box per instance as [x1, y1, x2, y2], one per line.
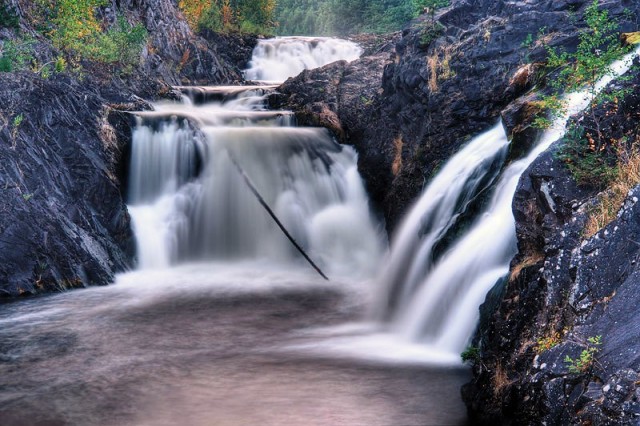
[622, 32, 640, 46]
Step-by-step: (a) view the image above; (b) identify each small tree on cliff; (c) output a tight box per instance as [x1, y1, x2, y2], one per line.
[534, 0, 632, 187]
[544, 0, 630, 141]
[413, 0, 449, 22]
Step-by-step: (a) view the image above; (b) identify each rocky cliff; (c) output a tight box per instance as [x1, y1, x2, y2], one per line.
[0, 1, 255, 296]
[463, 56, 640, 426]
[274, 0, 639, 232]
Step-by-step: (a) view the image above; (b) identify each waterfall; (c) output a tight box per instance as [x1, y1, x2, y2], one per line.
[374, 45, 640, 360]
[126, 40, 384, 279]
[244, 37, 362, 83]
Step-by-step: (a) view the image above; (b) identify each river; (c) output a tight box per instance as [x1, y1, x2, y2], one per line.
[0, 37, 470, 426]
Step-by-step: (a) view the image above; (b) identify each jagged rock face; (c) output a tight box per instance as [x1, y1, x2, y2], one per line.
[274, 0, 639, 232]
[0, 73, 137, 296]
[6, 0, 255, 89]
[107, 0, 254, 85]
[463, 63, 640, 424]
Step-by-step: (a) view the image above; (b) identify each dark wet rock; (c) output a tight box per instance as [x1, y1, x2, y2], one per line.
[463, 52, 640, 424]
[273, 0, 638, 233]
[0, 73, 137, 296]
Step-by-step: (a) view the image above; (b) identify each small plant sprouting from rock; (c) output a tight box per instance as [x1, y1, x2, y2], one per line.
[536, 331, 562, 354]
[565, 335, 602, 374]
[13, 114, 24, 128]
[521, 33, 534, 48]
[11, 113, 24, 147]
[461, 346, 480, 364]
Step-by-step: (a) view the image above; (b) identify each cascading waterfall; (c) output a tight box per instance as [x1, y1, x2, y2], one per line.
[126, 37, 384, 279]
[244, 37, 362, 83]
[124, 35, 639, 366]
[373, 45, 640, 360]
[376, 123, 510, 322]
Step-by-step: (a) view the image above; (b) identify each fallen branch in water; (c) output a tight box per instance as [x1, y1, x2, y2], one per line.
[226, 151, 329, 281]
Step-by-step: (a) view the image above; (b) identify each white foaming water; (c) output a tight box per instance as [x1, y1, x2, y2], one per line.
[300, 45, 640, 366]
[244, 37, 362, 83]
[370, 45, 640, 359]
[375, 123, 510, 321]
[127, 83, 384, 278]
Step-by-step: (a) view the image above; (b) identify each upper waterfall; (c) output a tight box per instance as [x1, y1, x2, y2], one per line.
[127, 81, 384, 278]
[244, 37, 362, 83]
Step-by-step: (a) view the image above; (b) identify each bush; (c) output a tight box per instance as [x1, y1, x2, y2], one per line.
[86, 16, 147, 67]
[565, 336, 602, 374]
[0, 38, 35, 72]
[0, 3, 20, 29]
[180, 0, 276, 35]
[461, 346, 480, 364]
[48, 0, 107, 54]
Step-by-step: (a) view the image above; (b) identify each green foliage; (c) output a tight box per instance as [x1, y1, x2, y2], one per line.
[48, 0, 107, 54]
[565, 335, 602, 374]
[557, 123, 618, 188]
[31, 1, 147, 69]
[0, 3, 20, 29]
[535, 0, 632, 185]
[532, 94, 566, 129]
[54, 56, 67, 73]
[537, 0, 630, 124]
[0, 37, 35, 72]
[180, 0, 277, 35]
[86, 16, 147, 68]
[13, 114, 24, 128]
[419, 21, 444, 47]
[461, 346, 480, 364]
[536, 331, 561, 354]
[275, 0, 448, 36]
[548, 0, 628, 94]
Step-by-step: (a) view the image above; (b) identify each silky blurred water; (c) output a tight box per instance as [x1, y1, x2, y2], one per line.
[0, 263, 469, 426]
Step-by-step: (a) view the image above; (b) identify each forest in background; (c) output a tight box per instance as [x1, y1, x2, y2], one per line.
[179, 0, 449, 36]
[0, 0, 449, 75]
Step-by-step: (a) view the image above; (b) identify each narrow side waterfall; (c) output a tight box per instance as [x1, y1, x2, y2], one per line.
[126, 40, 384, 279]
[376, 123, 510, 322]
[244, 37, 362, 83]
[373, 45, 640, 360]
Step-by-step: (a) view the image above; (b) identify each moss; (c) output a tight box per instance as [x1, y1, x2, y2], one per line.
[622, 32, 640, 45]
